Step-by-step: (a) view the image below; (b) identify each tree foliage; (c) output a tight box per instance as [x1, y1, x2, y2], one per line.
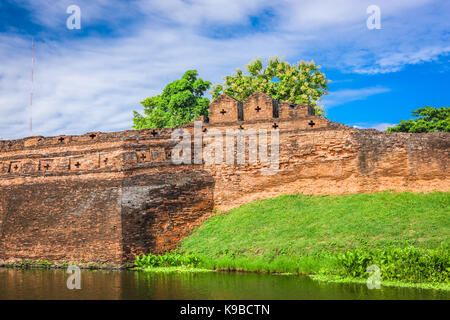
[211, 57, 330, 116]
[132, 70, 211, 129]
[386, 106, 450, 133]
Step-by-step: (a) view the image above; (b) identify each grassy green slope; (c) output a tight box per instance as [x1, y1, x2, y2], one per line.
[182, 192, 449, 256]
[179, 192, 449, 280]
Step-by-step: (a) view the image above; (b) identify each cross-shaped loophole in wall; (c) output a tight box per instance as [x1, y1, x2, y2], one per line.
[255, 106, 261, 112]
[151, 129, 158, 136]
[220, 109, 227, 115]
[43, 164, 50, 170]
[308, 120, 315, 128]
[13, 164, 18, 170]
[58, 137, 65, 143]
[89, 134, 96, 139]
[140, 153, 146, 160]
[272, 123, 279, 129]
[74, 162, 81, 168]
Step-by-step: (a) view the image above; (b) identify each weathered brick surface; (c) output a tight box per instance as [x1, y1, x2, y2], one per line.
[0, 179, 123, 263]
[0, 94, 449, 264]
[243, 92, 278, 121]
[208, 94, 242, 123]
[121, 168, 214, 261]
[279, 102, 314, 119]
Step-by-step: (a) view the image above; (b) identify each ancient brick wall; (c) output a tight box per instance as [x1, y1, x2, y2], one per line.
[208, 94, 242, 123]
[0, 130, 214, 264]
[0, 92, 449, 264]
[242, 91, 278, 121]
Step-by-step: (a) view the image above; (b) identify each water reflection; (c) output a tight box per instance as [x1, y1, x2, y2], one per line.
[0, 268, 447, 300]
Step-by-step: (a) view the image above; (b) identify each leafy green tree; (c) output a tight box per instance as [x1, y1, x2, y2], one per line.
[386, 106, 450, 133]
[133, 70, 211, 129]
[211, 57, 330, 116]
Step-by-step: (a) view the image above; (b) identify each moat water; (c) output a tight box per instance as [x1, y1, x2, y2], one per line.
[0, 268, 448, 300]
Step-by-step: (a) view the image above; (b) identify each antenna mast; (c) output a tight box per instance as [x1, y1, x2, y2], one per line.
[30, 38, 34, 132]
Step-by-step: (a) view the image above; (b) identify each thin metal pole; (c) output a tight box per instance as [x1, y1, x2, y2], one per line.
[30, 38, 34, 132]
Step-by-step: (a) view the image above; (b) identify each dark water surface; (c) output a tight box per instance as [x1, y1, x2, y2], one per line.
[0, 268, 448, 300]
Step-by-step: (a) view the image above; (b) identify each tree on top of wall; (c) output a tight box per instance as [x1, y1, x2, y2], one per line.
[211, 57, 330, 117]
[132, 70, 211, 129]
[386, 106, 450, 133]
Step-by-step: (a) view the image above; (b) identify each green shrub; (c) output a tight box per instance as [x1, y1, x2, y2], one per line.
[134, 251, 201, 269]
[336, 247, 449, 284]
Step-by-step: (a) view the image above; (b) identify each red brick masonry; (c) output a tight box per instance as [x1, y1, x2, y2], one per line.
[0, 92, 449, 264]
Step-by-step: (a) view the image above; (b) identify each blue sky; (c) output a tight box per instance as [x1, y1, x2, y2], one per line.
[0, 0, 449, 139]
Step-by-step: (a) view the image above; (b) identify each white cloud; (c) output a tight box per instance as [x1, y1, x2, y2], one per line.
[13, 0, 134, 29]
[372, 123, 396, 131]
[0, 28, 295, 139]
[0, 0, 449, 139]
[354, 46, 450, 74]
[136, 0, 272, 26]
[322, 86, 391, 109]
[353, 123, 396, 131]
